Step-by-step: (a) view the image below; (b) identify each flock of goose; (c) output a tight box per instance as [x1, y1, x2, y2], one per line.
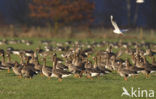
[0, 39, 156, 82]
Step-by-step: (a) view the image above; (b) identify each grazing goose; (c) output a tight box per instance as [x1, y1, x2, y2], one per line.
[21, 63, 36, 79]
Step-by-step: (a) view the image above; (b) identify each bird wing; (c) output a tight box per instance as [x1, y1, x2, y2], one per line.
[121, 29, 128, 32]
[110, 15, 120, 31]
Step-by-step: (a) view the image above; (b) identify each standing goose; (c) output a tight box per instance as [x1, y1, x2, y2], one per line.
[0, 49, 14, 73]
[12, 61, 23, 78]
[41, 57, 52, 79]
[51, 54, 72, 82]
[6, 51, 14, 64]
[94, 56, 112, 74]
[66, 60, 84, 78]
[144, 48, 156, 56]
[151, 56, 156, 66]
[140, 56, 156, 78]
[117, 62, 138, 81]
[124, 58, 144, 75]
[84, 59, 101, 79]
[33, 59, 42, 73]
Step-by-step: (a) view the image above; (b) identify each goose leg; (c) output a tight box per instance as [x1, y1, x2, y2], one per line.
[8, 69, 10, 73]
[147, 74, 150, 78]
[87, 75, 93, 80]
[58, 78, 62, 82]
[124, 77, 128, 81]
[48, 77, 51, 80]
[74, 74, 79, 78]
[18, 75, 22, 79]
[135, 75, 138, 78]
[97, 75, 100, 79]
[40, 73, 44, 77]
[146, 74, 150, 79]
[77, 74, 81, 78]
[80, 70, 84, 77]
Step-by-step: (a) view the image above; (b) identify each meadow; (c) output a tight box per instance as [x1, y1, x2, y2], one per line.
[0, 37, 156, 99]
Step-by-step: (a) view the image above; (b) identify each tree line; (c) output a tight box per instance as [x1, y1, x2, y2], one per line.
[8, 0, 156, 28]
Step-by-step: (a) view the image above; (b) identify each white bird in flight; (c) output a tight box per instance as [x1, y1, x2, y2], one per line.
[136, 0, 144, 3]
[121, 87, 131, 97]
[110, 15, 128, 35]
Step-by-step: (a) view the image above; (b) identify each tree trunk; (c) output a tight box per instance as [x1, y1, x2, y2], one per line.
[126, 0, 131, 26]
[54, 21, 59, 36]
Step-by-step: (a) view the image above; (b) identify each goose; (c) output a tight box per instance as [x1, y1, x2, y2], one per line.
[0, 49, 14, 73]
[52, 53, 67, 70]
[66, 60, 83, 78]
[7, 40, 18, 44]
[21, 63, 36, 79]
[33, 59, 42, 73]
[40, 40, 51, 45]
[56, 62, 68, 71]
[44, 45, 53, 52]
[12, 61, 23, 78]
[51, 55, 72, 82]
[24, 50, 34, 57]
[110, 15, 128, 35]
[11, 50, 21, 56]
[151, 56, 156, 66]
[72, 53, 83, 66]
[41, 57, 52, 79]
[6, 51, 14, 65]
[84, 59, 101, 79]
[124, 58, 144, 74]
[94, 56, 112, 74]
[25, 40, 33, 46]
[0, 39, 6, 45]
[144, 48, 156, 56]
[117, 62, 138, 81]
[140, 56, 156, 78]
[21, 55, 37, 78]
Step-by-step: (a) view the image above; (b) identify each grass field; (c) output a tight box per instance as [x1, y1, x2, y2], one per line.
[0, 37, 156, 99]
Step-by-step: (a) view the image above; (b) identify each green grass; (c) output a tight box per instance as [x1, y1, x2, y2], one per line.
[0, 38, 156, 99]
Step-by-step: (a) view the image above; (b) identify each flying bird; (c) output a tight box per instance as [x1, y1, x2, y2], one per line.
[136, 0, 144, 3]
[110, 15, 128, 35]
[121, 87, 131, 97]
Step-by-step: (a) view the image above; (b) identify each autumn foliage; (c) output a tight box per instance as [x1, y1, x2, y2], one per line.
[29, 0, 95, 26]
